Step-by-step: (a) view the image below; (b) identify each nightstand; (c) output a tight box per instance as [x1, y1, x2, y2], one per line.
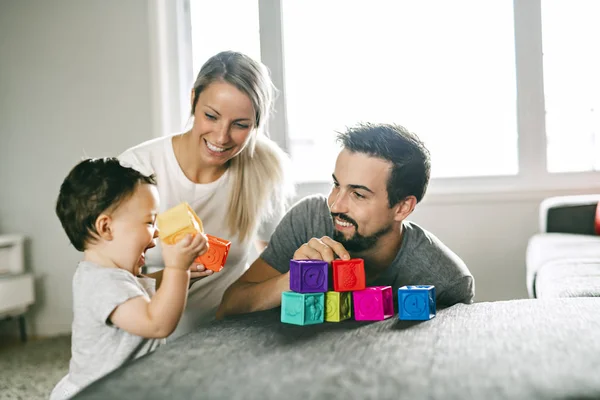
[0, 235, 35, 341]
[0, 273, 35, 341]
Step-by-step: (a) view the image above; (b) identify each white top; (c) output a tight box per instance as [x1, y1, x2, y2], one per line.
[119, 135, 282, 337]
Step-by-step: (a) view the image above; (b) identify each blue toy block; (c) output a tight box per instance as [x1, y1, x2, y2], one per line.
[398, 285, 436, 321]
[289, 260, 329, 293]
[281, 291, 325, 325]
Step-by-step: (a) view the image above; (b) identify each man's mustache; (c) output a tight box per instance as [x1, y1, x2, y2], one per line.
[331, 213, 358, 228]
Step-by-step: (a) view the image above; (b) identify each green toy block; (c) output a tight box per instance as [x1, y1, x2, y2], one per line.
[281, 291, 324, 325]
[325, 291, 352, 322]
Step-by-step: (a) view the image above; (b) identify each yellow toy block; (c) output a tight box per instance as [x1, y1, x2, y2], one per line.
[325, 291, 352, 322]
[157, 202, 204, 245]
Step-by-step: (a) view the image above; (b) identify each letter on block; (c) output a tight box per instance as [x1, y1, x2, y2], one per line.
[332, 258, 366, 292]
[281, 292, 324, 326]
[289, 260, 328, 293]
[353, 286, 394, 321]
[325, 291, 352, 322]
[398, 285, 436, 321]
[195, 234, 231, 272]
[157, 202, 203, 245]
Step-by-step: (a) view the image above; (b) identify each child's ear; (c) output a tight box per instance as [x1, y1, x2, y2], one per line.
[95, 214, 113, 241]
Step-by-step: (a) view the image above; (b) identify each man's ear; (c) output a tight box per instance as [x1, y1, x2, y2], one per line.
[95, 214, 113, 241]
[393, 196, 417, 222]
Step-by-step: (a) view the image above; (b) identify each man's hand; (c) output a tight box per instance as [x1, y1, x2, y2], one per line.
[162, 233, 209, 271]
[188, 263, 213, 285]
[293, 236, 351, 263]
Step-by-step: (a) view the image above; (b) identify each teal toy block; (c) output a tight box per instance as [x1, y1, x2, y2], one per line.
[281, 291, 324, 325]
[398, 285, 436, 321]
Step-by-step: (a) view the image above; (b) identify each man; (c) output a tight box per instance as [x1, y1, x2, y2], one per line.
[217, 123, 474, 318]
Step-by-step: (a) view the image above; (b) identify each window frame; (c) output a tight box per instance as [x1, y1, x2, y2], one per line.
[149, 0, 600, 199]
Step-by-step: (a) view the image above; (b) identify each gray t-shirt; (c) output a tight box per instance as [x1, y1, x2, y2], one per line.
[261, 195, 475, 306]
[67, 262, 164, 389]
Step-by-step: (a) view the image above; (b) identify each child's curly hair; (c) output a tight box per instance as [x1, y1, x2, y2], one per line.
[56, 157, 156, 251]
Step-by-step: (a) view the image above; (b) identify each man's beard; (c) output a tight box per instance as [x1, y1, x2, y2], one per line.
[331, 213, 393, 253]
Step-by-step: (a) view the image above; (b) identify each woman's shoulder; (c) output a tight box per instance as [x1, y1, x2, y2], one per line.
[121, 134, 175, 157]
[118, 134, 177, 176]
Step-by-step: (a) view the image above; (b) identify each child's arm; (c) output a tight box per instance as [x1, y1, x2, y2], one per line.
[109, 234, 208, 338]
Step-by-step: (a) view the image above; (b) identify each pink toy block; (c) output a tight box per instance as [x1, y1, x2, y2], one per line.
[352, 286, 394, 321]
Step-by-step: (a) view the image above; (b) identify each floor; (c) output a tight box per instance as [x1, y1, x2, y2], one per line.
[0, 335, 71, 400]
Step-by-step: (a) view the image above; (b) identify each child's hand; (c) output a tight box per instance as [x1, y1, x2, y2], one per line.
[162, 233, 209, 271]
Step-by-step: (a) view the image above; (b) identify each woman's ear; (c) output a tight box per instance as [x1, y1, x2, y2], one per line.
[190, 90, 197, 113]
[95, 214, 113, 241]
[393, 196, 417, 222]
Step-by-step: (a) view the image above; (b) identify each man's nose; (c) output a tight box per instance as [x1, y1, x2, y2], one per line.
[329, 191, 348, 214]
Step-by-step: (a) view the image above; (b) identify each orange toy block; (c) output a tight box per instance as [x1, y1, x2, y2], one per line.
[332, 258, 366, 292]
[194, 234, 231, 272]
[156, 203, 230, 272]
[157, 202, 203, 245]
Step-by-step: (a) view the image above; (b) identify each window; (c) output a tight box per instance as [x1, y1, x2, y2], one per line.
[281, 1, 518, 182]
[174, 0, 600, 193]
[188, 0, 261, 77]
[541, 0, 600, 173]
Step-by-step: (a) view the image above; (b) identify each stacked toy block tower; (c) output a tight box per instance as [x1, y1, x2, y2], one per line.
[281, 258, 398, 325]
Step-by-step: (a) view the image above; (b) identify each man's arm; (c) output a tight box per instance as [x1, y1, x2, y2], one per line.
[437, 275, 475, 307]
[216, 257, 289, 319]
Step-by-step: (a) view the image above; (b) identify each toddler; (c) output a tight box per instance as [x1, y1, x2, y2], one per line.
[50, 158, 207, 399]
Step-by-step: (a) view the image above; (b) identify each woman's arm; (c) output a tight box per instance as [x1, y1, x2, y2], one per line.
[254, 240, 268, 254]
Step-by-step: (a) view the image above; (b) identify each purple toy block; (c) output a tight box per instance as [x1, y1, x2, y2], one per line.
[353, 286, 394, 321]
[289, 260, 329, 293]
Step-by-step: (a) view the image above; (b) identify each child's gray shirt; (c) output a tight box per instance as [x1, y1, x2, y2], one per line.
[67, 261, 164, 389]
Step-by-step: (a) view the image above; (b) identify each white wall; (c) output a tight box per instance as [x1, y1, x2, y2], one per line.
[1, 1, 598, 338]
[0, 0, 155, 336]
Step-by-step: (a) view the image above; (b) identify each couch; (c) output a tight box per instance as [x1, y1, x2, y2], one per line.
[73, 298, 600, 400]
[68, 197, 600, 400]
[527, 195, 600, 298]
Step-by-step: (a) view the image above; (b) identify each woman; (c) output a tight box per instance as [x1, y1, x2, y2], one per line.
[119, 51, 293, 337]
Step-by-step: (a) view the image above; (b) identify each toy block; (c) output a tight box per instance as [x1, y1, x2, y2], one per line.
[398, 285, 436, 321]
[194, 234, 231, 272]
[353, 286, 394, 321]
[289, 260, 328, 293]
[332, 258, 366, 292]
[281, 292, 324, 325]
[325, 291, 352, 322]
[157, 203, 230, 272]
[157, 202, 203, 245]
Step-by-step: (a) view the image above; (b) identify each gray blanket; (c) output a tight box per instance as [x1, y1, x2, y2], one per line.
[75, 298, 600, 400]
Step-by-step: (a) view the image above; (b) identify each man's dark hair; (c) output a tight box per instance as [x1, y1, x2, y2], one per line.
[336, 122, 431, 207]
[55, 157, 156, 251]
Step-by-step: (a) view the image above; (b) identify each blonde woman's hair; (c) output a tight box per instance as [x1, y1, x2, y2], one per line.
[192, 51, 293, 242]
